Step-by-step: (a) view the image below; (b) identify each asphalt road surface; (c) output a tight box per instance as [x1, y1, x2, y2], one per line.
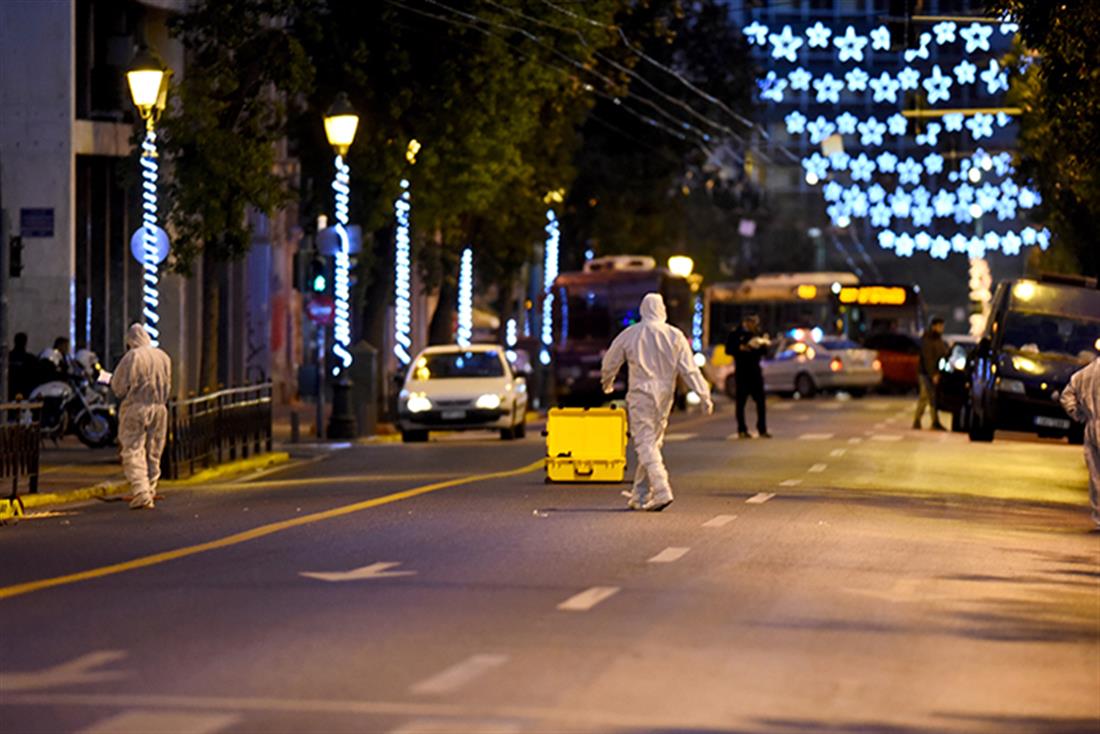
[1, 396, 1096, 734]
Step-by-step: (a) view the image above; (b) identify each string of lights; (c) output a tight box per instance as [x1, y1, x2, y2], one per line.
[457, 247, 474, 347]
[540, 208, 560, 366]
[393, 179, 413, 366]
[331, 154, 353, 375]
[140, 128, 161, 346]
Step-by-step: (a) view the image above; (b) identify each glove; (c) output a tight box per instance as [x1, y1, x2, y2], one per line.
[703, 396, 715, 415]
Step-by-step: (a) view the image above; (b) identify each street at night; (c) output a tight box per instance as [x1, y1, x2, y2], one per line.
[2, 397, 1095, 733]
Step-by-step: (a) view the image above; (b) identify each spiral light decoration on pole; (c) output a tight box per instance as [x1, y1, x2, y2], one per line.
[331, 154, 353, 375]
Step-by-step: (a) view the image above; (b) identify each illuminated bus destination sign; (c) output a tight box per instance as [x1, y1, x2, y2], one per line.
[838, 286, 908, 306]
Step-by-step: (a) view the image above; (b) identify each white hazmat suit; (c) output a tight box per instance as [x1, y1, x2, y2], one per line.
[601, 293, 713, 511]
[1061, 358, 1100, 527]
[111, 324, 172, 509]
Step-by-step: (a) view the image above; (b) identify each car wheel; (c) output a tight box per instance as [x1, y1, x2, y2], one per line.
[500, 427, 516, 441]
[401, 429, 428, 443]
[951, 405, 969, 433]
[794, 373, 816, 399]
[967, 411, 994, 442]
[514, 421, 526, 439]
[724, 374, 737, 400]
[848, 388, 867, 398]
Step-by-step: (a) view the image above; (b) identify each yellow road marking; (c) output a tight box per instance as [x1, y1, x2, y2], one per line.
[0, 460, 544, 601]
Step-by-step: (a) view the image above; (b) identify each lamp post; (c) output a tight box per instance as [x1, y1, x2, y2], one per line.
[323, 93, 359, 439]
[126, 47, 171, 346]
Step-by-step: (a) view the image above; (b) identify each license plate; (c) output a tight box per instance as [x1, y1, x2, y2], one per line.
[1034, 416, 1070, 429]
[441, 410, 466, 420]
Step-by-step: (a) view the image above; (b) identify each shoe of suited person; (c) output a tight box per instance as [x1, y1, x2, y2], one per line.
[738, 430, 751, 439]
[129, 494, 155, 510]
[626, 498, 644, 511]
[758, 431, 772, 438]
[643, 495, 674, 512]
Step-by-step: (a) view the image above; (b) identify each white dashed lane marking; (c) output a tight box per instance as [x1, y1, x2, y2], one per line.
[410, 654, 509, 695]
[829, 448, 847, 458]
[391, 719, 521, 734]
[778, 479, 802, 487]
[664, 433, 697, 442]
[871, 434, 903, 442]
[799, 433, 835, 441]
[747, 492, 778, 502]
[808, 463, 827, 473]
[848, 437, 864, 444]
[557, 586, 621, 611]
[648, 547, 690, 563]
[78, 711, 240, 734]
[702, 514, 737, 528]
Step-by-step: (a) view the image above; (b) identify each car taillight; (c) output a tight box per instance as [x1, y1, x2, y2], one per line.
[872, 359, 882, 371]
[830, 357, 843, 372]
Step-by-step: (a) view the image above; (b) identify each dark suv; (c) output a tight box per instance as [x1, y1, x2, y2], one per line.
[968, 277, 1099, 444]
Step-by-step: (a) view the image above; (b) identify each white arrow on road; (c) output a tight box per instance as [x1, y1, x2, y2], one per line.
[299, 562, 417, 583]
[0, 650, 129, 692]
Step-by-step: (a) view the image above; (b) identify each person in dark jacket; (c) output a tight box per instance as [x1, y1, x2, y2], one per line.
[7, 333, 35, 400]
[726, 315, 771, 438]
[913, 317, 949, 430]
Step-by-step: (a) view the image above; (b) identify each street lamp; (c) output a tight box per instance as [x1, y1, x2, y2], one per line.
[323, 92, 359, 438]
[126, 47, 171, 346]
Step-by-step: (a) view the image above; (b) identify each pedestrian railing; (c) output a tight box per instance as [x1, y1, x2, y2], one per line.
[1, 401, 42, 499]
[161, 383, 273, 481]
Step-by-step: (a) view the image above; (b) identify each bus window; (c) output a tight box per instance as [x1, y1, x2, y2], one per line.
[560, 287, 612, 341]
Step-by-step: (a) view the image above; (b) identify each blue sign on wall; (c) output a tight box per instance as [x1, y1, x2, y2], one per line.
[20, 208, 54, 238]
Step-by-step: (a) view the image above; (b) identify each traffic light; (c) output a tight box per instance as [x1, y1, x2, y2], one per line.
[308, 256, 327, 293]
[9, 235, 23, 277]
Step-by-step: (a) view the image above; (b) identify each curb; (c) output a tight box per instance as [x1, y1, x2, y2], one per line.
[0, 451, 292, 518]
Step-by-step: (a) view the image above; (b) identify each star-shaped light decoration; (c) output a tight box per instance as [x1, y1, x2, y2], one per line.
[850, 153, 875, 182]
[932, 21, 957, 45]
[836, 111, 858, 135]
[812, 73, 843, 104]
[995, 195, 1018, 221]
[787, 67, 812, 91]
[877, 229, 897, 249]
[923, 152, 945, 175]
[912, 186, 931, 206]
[1001, 231, 1022, 255]
[953, 201, 973, 224]
[803, 152, 829, 180]
[869, 25, 891, 51]
[931, 235, 951, 260]
[743, 20, 768, 45]
[932, 190, 955, 217]
[1021, 227, 1038, 246]
[942, 112, 965, 132]
[996, 111, 1012, 127]
[897, 66, 921, 91]
[823, 180, 843, 202]
[871, 203, 892, 228]
[759, 72, 788, 102]
[984, 232, 1002, 253]
[980, 60, 1008, 94]
[857, 117, 886, 146]
[976, 183, 999, 211]
[849, 190, 870, 217]
[868, 183, 886, 204]
[922, 65, 952, 104]
[806, 21, 831, 48]
[1018, 187, 1039, 209]
[769, 25, 803, 63]
[829, 151, 851, 171]
[845, 67, 870, 92]
[784, 110, 807, 135]
[887, 113, 908, 136]
[916, 122, 943, 147]
[956, 183, 975, 204]
[833, 25, 868, 63]
[914, 232, 933, 251]
[807, 116, 836, 144]
[895, 233, 916, 257]
[993, 153, 1013, 177]
[875, 151, 899, 173]
[912, 204, 934, 227]
[960, 22, 993, 53]
[951, 234, 969, 253]
[1000, 180, 1020, 200]
[897, 157, 923, 186]
[890, 190, 912, 218]
[869, 72, 900, 103]
[1000, 21, 1020, 36]
[966, 112, 994, 140]
[967, 237, 986, 259]
[904, 32, 932, 63]
[953, 59, 977, 85]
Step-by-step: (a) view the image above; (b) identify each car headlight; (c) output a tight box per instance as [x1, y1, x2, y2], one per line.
[475, 393, 502, 410]
[997, 378, 1026, 394]
[406, 393, 433, 413]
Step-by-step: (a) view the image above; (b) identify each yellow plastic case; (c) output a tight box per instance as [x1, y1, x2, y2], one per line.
[545, 407, 628, 483]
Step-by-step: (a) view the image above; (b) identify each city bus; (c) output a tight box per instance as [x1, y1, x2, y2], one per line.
[835, 283, 927, 340]
[550, 255, 693, 404]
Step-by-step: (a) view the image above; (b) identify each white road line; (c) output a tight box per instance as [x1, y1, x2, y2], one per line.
[648, 547, 690, 563]
[799, 433, 834, 441]
[778, 479, 802, 487]
[410, 654, 509, 695]
[701, 514, 737, 528]
[747, 491, 778, 502]
[808, 463, 827, 473]
[663, 433, 697, 442]
[829, 448, 847, 458]
[391, 719, 521, 734]
[557, 586, 620, 611]
[79, 711, 239, 734]
[847, 437, 863, 444]
[871, 434, 903, 442]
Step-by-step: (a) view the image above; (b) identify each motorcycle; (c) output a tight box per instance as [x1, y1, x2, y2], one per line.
[27, 351, 118, 448]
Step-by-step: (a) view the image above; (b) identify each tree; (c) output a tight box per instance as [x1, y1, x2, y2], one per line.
[994, 0, 1100, 277]
[159, 0, 314, 388]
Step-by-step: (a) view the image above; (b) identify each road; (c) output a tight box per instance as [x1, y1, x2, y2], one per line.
[1, 396, 1096, 734]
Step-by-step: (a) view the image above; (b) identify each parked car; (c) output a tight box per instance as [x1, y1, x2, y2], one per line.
[397, 344, 528, 442]
[763, 337, 882, 398]
[862, 332, 920, 391]
[968, 277, 1099, 444]
[936, 334, 978, 432]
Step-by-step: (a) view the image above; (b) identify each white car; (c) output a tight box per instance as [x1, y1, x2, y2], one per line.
[397, 344, 528, 442]
[763, 337, 883, 398]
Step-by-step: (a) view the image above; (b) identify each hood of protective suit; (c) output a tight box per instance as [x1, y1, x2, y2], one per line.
[640, 293, 667, 323]
[126, 323, 152, 350]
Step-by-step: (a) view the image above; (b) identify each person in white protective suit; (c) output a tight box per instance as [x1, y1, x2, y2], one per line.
[111, 324, 172, 510]
[601, 293, 714, 512]
[1061, 358, 1100, 528]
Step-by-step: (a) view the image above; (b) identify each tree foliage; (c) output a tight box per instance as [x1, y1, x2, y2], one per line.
[994, 0, 1100, 276]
